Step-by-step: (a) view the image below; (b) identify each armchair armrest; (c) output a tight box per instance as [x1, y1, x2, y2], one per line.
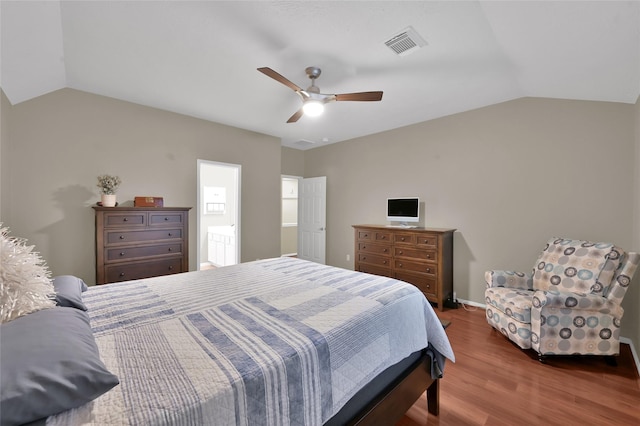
[532, 290, 623, 318]
[485, 270, 533, 290]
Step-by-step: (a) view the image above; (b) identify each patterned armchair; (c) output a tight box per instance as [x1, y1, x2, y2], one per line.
[485, 237, 639, 361]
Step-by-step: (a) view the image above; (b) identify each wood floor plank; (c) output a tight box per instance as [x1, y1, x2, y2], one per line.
[397, 305, 640, 425]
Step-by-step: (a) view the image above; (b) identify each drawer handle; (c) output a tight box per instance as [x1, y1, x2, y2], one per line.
[119, 272, 125, 277]
[426, 268, 431, 273]
[164, 217, 169, 221]
[381, 235, 386, 239]
[398, 263, 403, 267]
[426, 254, 431, 259]
[423, 239, 429, 243]
[382, 260, 387, 264]
[383, 248, 387, 252]
[362, 245, 366, 249]
[119, 235, 125, 240]
[362, 256, 366, 260]
[119, 252, 125, 256]
[364, 234, 368, 238]
[168, 233, 173, 237]
[399, 250, 403, 255]
[168, 248, 172, 252]
[168, 266, 173, 270]
[401, 237, 406, 241]
[123, 218, 128, 222]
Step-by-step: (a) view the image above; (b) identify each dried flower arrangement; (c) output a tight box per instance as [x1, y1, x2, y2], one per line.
[96, 175, 122, 195]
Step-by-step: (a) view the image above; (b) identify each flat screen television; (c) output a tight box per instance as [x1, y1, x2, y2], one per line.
[387, 197, 420, 226]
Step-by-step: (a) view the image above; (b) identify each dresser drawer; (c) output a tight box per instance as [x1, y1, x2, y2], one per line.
[149, 212, 185, 226]
[358, 253, 391, 268]
[357, 263, 392, 277]
[395, 259, 437, 275]
[105, 257, 183, 283]
[394, 247, 437, 262]
[395, 271, 437, 298]
[103, 212, 146, 227]
[106, 228, 183, 244]
[373, 231, 392, 243]
[358, 242, 391, 256]
[394, 233, 416, 245]
[357, 229, 374, 241]
[106, 243, 183, 262]
[416, 234, 438, 247]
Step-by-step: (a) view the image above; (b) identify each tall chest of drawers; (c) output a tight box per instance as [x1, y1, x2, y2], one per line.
[93, 206, 191, 284]
[353, 225, 455, 311]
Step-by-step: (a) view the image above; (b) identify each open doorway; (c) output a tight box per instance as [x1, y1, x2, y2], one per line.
[197, 160, 241, 270]
[281, 176, 301, 257]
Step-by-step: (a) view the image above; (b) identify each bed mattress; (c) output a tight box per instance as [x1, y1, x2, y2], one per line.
[47, 257, 454, 425]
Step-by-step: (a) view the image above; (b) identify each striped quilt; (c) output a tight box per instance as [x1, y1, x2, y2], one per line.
[47, 257, 454, 425]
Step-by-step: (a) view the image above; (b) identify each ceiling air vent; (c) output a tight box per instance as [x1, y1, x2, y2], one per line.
[384, 26, 427, 56]
[294, 139, 316, 148]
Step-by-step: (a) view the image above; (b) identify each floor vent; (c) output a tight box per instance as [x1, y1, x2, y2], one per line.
[384, 26, 427, 56]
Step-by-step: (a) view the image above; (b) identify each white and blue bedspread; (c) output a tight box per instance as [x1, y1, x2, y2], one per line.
[48, 257, 454, 425]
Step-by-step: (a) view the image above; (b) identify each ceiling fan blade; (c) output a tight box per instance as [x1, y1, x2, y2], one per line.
[257, 67, 303, 92]
[335, 91, 383, 102]
[286, 108, 304, 123]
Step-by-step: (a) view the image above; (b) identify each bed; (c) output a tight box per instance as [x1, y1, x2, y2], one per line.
[2, 257, 454, 425]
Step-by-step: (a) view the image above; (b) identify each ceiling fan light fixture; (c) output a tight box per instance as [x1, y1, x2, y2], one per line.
[303, 100, 324, 117]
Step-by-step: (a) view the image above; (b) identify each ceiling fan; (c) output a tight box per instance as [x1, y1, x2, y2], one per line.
[257, 66, 383, 123]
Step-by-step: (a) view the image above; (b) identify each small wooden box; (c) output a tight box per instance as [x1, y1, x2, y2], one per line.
[134, 196, 164, 207]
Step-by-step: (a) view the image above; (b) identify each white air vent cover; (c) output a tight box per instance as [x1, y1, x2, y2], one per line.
[294, 139, 316, 148]
[384, 26, 427, 56]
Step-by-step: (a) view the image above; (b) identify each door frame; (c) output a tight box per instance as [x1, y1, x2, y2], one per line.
[196, 159, 241, 270]
[281, 175, 302, 257]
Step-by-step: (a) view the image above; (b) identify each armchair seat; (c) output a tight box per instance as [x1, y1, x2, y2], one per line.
[485, 237, 639, 359]
[486, 287, 535, 349]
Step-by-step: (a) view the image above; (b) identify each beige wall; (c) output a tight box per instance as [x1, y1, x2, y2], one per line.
[1, 90, 10, 219]
[2, 88, 282, 284]
[304, 97, 638, 341]
[281, 146, 305, 177]
[632, 95, 640, 348]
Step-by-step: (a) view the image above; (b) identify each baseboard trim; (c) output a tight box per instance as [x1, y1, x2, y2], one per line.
[620, 337, 640, 377]
[457, 298, 486, 309]
[459, 299, 640, 377]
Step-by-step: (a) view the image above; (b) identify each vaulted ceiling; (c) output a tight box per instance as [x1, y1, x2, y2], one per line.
[2, 1, 639, 150]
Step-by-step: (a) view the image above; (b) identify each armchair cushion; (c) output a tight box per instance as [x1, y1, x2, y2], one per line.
[532, 238, 623, 294]
[485, 270, 533, 291]
[485, 287, 534, 323]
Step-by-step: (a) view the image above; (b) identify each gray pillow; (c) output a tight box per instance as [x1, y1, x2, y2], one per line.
[0, 307, 119, 425]
[52, 275, 88, 311]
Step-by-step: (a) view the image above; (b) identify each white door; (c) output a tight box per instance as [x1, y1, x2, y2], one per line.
[297, 176, 326, 264]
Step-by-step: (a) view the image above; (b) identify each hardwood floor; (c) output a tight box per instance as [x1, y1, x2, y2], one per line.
[397, 305, 640, 425]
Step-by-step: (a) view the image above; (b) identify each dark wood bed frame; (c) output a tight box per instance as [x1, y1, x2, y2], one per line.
[347, 351, 439, 425]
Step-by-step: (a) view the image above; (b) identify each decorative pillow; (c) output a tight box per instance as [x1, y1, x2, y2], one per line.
[53, 275, 89, 311]
[0, 307, 119, 425]
[532, 237, 623, 294]
[0, 224, 56, 323]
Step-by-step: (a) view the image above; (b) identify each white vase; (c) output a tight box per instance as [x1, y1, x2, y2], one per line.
[101, 194, 117, 207]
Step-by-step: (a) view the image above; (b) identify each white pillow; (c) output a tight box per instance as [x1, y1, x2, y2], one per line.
[0, 224, 55, 323]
